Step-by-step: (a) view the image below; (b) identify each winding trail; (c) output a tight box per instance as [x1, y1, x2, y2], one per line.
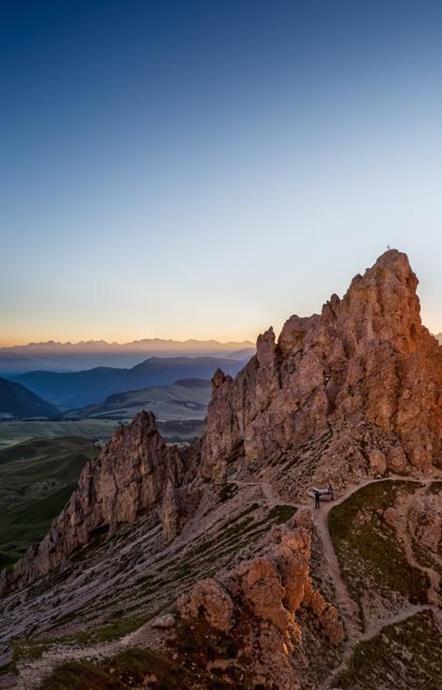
[9, 619, 159, 690]
[252, 472, 442, 688]
[5, 474, 442, 690]
[312, 505, 360, 640]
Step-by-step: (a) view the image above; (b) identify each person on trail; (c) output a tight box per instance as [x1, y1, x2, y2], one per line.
[314, 490, 320, 509]
[328, 483, 334, 500]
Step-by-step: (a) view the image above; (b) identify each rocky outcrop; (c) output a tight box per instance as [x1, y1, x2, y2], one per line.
[408, 489, 442, 553]
[1, 412, 194, 591]
[177, 523, 343, 689]
[177, 578, 233, 633]
[235, 525, 320, 649]
[160, 479, 180, 541]
[369, 448, 387, 475]
[201, 250, 442, 481]
[3, 250, 442, 595]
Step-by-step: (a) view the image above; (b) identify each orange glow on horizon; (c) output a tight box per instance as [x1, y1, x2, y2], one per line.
[0, 331, 258, 348]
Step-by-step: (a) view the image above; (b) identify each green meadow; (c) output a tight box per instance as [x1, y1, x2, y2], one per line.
[0, 436, 99, 569]
[0, 419, 117, 450]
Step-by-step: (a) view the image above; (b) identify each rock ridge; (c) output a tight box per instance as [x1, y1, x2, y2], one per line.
[201, 249, 442, 480]
[2, 249, 442, 594]
[0, 412, 196, 592]
[176, 521, 344, 689]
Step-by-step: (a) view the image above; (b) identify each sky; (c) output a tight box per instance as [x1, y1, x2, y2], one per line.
[1, 0, 442, 346]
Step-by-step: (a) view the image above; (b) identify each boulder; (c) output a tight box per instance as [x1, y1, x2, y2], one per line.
[177, 578, 233, 633]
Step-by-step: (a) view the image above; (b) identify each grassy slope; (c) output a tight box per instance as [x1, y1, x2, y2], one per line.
[18, 503, 299, 690]
[328, 481, 429, 614]
[0, 437, 99, 568]
[0, 420, 117, 450]
[0, 376, 59, 419]
[37, 648, 197, 690]
[63, 379, 211, 421]
[336, 610, 442, 689]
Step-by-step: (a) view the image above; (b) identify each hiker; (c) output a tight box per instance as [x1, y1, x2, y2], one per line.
[314, 490, 320, 509]
[328, 483, 334, 500]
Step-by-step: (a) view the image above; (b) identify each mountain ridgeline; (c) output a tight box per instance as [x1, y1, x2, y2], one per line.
[5, 248, 441, 585]
[0, 340, 255, 373]
[0, 377, 59, 420]
[1, 250, 442, 690]
[13, 356, 247, 409]
[62, 378, 211, 422]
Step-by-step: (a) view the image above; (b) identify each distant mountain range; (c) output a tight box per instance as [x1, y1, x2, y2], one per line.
[0, 339, 255, 372]
[12, 356, 248, 409]
[0, 376, 59, 420]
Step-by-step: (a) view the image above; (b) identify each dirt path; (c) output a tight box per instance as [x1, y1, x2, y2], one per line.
[7, 474, 442, 690]
[316, 477, 441, 688]
[11, 619, 160, 690]
[257, 474, 440, 635]
[312, 508, 360, 639]
[15, 640, 123, 690]
[256, 473, 442, 689]
[321, 603, 438, 690]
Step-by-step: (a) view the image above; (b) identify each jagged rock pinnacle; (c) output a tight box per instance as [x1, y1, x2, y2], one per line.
[2, 249, 441, 594]
[201, 249, 442, 479]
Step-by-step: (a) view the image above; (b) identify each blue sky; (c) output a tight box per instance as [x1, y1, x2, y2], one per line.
[1, 1, 442, 344]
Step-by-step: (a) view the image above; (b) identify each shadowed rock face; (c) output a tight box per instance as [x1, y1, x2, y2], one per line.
[2, 249, 442, 595]
[0, 412, 197, 591]
[201, 250, 442, 480]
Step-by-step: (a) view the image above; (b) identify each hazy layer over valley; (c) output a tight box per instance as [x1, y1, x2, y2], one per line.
[0, 340, 255, 373]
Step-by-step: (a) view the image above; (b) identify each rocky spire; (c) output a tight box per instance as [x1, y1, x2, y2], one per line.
[201, 249, 442, 479]
[3, 249, 441, 593]
[1, 411, 190, 591]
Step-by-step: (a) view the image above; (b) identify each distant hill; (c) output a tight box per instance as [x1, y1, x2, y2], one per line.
[62, 378, 211, 421]
[0, 338, 255, 372]
[13, 356, 247, 409]
[0, 377, 59, 419]
[227, 347, 256, 360]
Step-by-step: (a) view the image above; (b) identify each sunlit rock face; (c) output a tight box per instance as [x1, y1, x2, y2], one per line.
[2, 249, 442, 596]
[201, 250, 442, 481]
[177, 522, 343, 690]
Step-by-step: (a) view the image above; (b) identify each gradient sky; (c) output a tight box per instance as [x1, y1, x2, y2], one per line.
[1, 0, 442, 346]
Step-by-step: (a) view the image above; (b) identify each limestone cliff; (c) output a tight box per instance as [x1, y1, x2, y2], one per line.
[201, 249, 442, 480]
[2, 249, 442, 595]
